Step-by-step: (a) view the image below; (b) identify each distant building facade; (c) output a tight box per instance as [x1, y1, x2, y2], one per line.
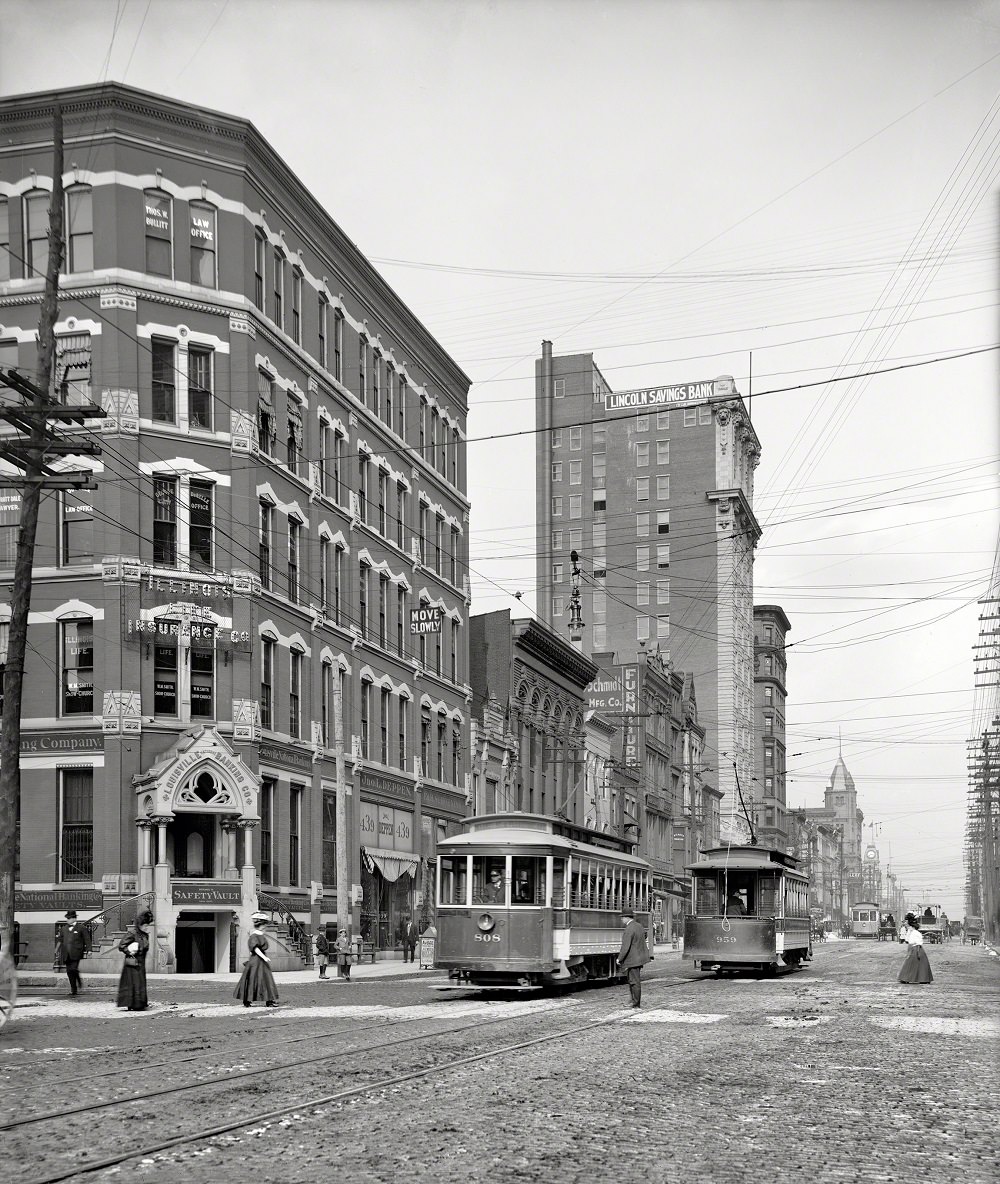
[790, 753, 865, 921]
[533, 342, 761, 839]
[753, 605, 791, 848]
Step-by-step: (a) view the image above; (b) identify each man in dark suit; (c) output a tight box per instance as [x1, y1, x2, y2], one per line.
[59, 910, 87, 995]
[402, 917, 419, 963]
[616, 907, 651, 1009]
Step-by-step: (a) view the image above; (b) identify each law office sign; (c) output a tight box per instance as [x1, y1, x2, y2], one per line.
[410, 606, 443, 635]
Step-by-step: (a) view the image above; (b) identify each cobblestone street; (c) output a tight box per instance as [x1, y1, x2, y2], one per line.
[1, 940, 996, 1184]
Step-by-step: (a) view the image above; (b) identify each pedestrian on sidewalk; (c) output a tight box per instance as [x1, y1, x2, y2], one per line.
[335, 929, 353, 981]
[117, 909, 153, 1011]
[616, 907, 651, 1009]
[898, 913, 934, 985]
[402, 916, 419, 963]
[235, 913, 279, 1007]
[315, 929, 330, 978]
[58, 910, 87, 996]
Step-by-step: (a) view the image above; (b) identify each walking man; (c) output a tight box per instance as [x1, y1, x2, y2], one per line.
[616, 907, 651, 1009]
[402, 916, 419, 963]
[315, 928, 330, 978]
[58, 910, 87, 996]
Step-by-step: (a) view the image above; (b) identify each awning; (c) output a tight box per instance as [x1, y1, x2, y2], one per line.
[365, 849, 419, 883]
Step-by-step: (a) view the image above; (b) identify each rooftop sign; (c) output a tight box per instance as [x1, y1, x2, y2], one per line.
[604, 375, 735, 414]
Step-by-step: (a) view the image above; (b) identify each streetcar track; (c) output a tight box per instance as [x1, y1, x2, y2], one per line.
[17, 974, 702, 1184]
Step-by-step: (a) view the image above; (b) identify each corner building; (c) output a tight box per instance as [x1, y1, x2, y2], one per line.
[0, 84, 471, 968]
[534, 343, 761, 838]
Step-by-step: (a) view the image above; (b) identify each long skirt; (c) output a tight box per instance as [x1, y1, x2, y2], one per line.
[234, 954, 278, 1004]
[117, 961, 149, 1010]
[898, 945, 933, 984]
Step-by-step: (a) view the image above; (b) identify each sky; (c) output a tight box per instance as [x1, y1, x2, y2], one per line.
[2, 0, 998, 917]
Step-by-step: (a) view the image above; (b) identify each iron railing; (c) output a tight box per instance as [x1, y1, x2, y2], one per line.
[53, 892, 155, 969]
[257, 890, 314, 966]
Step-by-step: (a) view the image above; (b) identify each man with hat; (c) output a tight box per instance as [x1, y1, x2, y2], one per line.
[58, 910, 87, 996]
[616, 907, 651, 1009]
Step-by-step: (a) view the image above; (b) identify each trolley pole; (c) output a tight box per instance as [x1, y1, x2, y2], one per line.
[333, 673, 350, 944]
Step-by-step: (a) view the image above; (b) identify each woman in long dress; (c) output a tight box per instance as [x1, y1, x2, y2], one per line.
[117, 909, 153, 1011]
[898, 913, 934, 984]
[234, 913, 279, 1007]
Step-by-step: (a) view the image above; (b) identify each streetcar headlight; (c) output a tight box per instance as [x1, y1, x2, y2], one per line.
[477, 912, 495, 932]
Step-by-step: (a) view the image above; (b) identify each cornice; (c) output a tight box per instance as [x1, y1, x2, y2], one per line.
[513, 618, 597, 690]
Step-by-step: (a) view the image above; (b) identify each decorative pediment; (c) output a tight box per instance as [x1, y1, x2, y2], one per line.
[133, 726, 259, 820]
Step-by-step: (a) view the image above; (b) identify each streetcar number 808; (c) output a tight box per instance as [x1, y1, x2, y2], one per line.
[475, 933, 500, 942]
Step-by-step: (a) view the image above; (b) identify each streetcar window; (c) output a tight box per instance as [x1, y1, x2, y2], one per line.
[552, 859, 566, 908]
[758, 874, 778, 918]
[695, 874, 719, 915]
[439, 855, 468, 905]
[725, 872, 755, 916]
[472, 856, 506, 905]
[511, 856, 545, 905]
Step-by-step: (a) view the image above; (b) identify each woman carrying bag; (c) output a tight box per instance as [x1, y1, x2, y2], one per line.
[117, 909, 154, 1011]
[234, 912, 279, 1007]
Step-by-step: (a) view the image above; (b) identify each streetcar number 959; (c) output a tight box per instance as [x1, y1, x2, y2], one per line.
[475, 933, 500, 942]
[715, 936, 737, 943]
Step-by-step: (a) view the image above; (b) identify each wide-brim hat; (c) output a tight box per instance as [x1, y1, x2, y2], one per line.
[251, 911, 268, 924]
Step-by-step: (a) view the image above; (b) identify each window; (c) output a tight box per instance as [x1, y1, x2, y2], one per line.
[552, 496, 563, 518]
[188, 347, 213, 431]
[419, 504, 428, 562]
[384, 366, 394, 430]
[61, 619, 94, 715]
[435, 626, 442, 676]
[397, 375, 406, 439]
[450, 526, 459, 585]
[322, 790, 337, 886]
[379, 574, 389, 648]
[451, 619, 459, 683]
[636, 478, 649, 502]
[657, 578, 670, 604]
[511, 856, 544, 906]
[764, 685, 773, 704]
[569, 495, 582, 519]
[151, 339, 176, 422]
[358, 453, 369, 524]
[699, 405, 713, 425]
[763, 624, 774, 644]
[452, 727, 461, 785]
[657, 543, 670, 569]
[636, 415, 648, 433]
[286, 402, 303, 476]
[154, 624, 178, 715]
[287, 517, 301, 601]
[333, 310, 344, 382]
[0, 200, 9, 281]
[359, 339, 368, 405]
[552, 595, 564, 617]
[637, 617, 650, 642]
[656, 439, 670, 465]
[24, 190, 51, 278]
[439, 855, 468, 905]
[551, 462, 563, 483]
[764, 655, 773, 675]
[320, 660, 333, 746]
[593, 424, 606, 451]
[593, 453, 606, 483]
[189, 201, 216, 286]
[437, 719, 446, 780]
[765, 744, 774, 769]
[289, 785, 302, 885]
[397, 483, 407, 549]
[60, 769, 93, 881]
[657, 475, 670, 501]
[319, 536, 330, 614]
[593, 491, 606, 512]
[260, 779, 275, 883]
[683, 407, 697, 427]
[637, 582, 649, 606]
[257, 371, 275, 456]
[258, 501, 273, 589]
[260, 636, 275, 729]
[421, 710, 431, 774]
[636, 512, 649, 537]
[318, 294, 329, 367]
[657, 617, 669, 640]
[553, 378, 566, 398]
[190, 630, 214, 718]
[380, 687, 390, 763]
[764, 714, 774, 734]
[359, 562, 369, 638]
[372, 352, 381, 417]
[434, 516, 443, 574]
[552, 562, 564, 582]
[153, 477, 178, 565]
[637, 546, 649, 572]
[60, 491, 94, 565]
[397, 586, 406, 655]
[189, 481, 214, 571]
[657, 510, 670, 535]
[569, 460, 582, 485]
[378, 472, 388, 536]
[656, 410, 669, 430]
[334, 542, 345, 625]
[636, 442, 649, 467]
[360, 679, 371, 758]
[552, 429, 563, 448]
[551, 530, 563, 550]
[291, 268, 302, 344]
[399, 697, 408, 770]
[272, 248, 284, 326]
[253, 231, 266, 309]
[66, 187, 93, 273]
[143, 191, 172, 277]
[289, 648, 303, 738]
[569, 427, 582, 450]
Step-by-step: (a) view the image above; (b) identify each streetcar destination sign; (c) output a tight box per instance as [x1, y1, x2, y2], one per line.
[410, 606, 443, 634]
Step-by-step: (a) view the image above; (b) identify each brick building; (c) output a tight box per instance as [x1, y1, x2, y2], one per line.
[752, 604, 791, 848]
[0, 83, 470, 967]
[534, 341, 761, 838]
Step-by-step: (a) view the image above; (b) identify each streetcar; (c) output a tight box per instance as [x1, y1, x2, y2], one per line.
[683, 845, 811, 976]
[850, 901, 881, 939]
[435, 813, 653, 988]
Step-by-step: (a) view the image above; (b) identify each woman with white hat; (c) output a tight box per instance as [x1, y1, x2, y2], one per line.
[234, 912, 279, 1007]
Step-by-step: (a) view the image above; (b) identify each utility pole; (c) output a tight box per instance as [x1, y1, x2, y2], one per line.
[0, 109, 105, 950]
[333, 672, 350, 946]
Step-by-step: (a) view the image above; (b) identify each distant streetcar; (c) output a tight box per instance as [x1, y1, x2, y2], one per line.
[851, 901, 881, 939]
[435, 813, 653, 989]
[683, 845, 812, 976]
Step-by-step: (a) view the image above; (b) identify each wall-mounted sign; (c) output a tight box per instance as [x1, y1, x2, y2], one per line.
[19, 732, 104, 754]
[360, 800, 413, 853]
[604, 377, 729, 414]
[15, 888, 102, 911]
[172, 883, 242, 906]
[410, 606, 443, 635]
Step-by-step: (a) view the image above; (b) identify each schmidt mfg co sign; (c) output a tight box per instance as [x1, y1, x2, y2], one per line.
[604, 375, 734, 413]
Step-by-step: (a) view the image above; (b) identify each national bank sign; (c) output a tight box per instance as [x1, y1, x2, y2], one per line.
[604, 375, 734, 414]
